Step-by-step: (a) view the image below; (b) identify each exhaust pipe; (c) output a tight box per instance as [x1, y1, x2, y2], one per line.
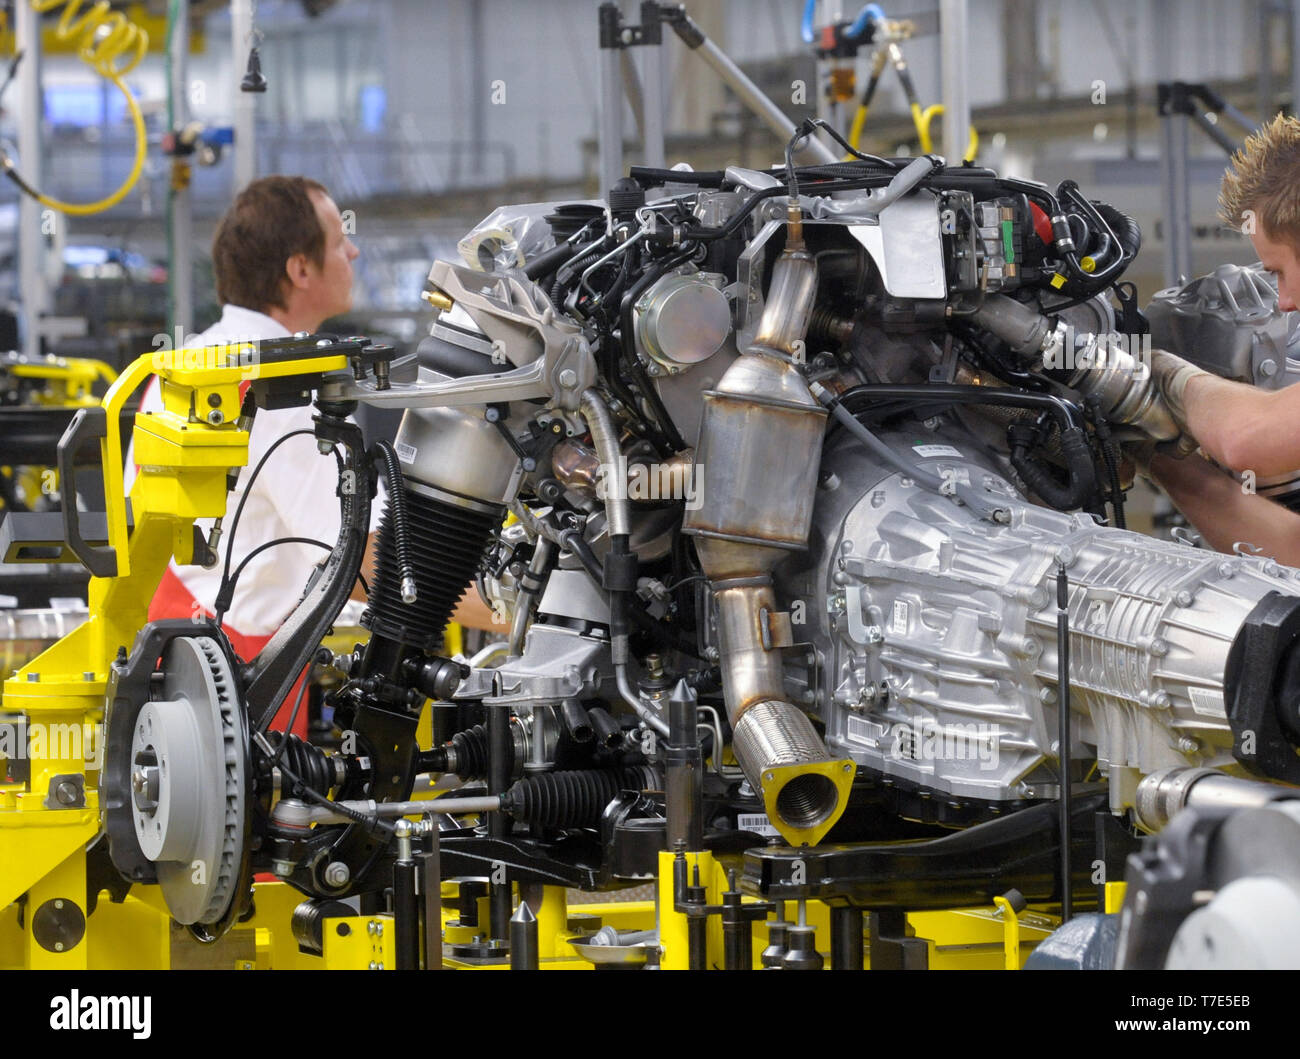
[684, 207, 854, 846]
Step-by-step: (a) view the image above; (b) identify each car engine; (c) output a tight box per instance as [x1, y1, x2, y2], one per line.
[91, 140, 1300, 964]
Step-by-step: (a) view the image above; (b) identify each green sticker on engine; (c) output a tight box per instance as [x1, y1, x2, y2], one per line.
[1001, 219, 1015, 263]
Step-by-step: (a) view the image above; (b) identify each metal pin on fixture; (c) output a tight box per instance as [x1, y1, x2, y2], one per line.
[510, 902, 539, 970]
[782, 900, 823, 971]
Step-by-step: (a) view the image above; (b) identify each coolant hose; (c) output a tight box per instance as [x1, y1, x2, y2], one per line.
[1008, 423, 1097, 511]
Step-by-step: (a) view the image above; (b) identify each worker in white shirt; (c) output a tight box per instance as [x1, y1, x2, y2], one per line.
[127, 175, 492, 735]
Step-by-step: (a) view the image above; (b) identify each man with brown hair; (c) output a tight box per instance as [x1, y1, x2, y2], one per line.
[1137, 113, 1300, 563]
[127, 175, 364, 733]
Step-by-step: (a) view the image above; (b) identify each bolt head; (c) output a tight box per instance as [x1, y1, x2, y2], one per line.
[323, 861, 350, 887]
[558, 368, 578, 388]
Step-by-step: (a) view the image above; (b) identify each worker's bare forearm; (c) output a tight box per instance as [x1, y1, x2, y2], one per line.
[1181, 373, 1292, 475]
[1149, 451, 1300, 564]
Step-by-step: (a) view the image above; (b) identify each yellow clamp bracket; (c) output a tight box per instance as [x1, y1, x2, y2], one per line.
[99, 343, 351, 578]
[991, 893, 1022, 970]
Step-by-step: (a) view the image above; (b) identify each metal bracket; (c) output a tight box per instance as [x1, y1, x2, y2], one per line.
[43, 773, 85, 810]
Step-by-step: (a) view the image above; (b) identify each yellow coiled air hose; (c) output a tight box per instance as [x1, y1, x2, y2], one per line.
[2, 0, 149, 215]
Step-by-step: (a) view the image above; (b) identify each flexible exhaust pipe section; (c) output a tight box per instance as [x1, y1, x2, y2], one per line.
[684, 207, 854, 847]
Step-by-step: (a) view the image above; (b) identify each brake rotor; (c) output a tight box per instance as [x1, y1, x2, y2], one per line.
[127, 635, 246, 926]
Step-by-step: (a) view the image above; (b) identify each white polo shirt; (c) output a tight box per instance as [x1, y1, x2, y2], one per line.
[125, 304, 382, 637]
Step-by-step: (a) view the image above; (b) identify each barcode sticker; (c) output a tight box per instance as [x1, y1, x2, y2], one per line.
[395, 441, 417, 464]
[737, 813, 779, 838]
[846, 714, 887, 747]
[1187, 686, 1225, 718]
[913, 444, 963, 459]
[891, 599, 909, 635]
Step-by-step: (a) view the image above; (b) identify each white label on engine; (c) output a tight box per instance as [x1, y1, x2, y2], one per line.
[1187, 686, 1226, 718]
[395, 441, 417, 464]
[891, 599, 909, 635]
[846, 714, 887, 747]
[737, 813, 779, 838]
[912, 444, 963, 459]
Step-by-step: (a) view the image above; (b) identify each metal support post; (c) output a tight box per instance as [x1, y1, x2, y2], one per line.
[168, 0, 194, 335]
[599, 3, 626, 192]
[939, 0, 970, 163]
[16, 1, 46, 357]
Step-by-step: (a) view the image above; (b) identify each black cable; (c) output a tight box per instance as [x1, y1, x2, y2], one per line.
[224, 536, 332, 610]
[216, 428, 316, 625]
[794, 115, 898, 169]
[266, 665, 314, 756]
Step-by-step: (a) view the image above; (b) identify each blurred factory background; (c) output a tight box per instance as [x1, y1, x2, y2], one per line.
[0, 0, 1286, 369]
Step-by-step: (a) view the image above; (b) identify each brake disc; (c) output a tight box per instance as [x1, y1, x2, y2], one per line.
[127, 635, 245, 926]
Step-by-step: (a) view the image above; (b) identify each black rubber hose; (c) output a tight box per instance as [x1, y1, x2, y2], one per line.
[586, 707, 623, 750]
[524, 240, 578, 281]
[1008, 423, 1097, 511]
[836, 383, 1088, 435]
[560, 699, 594, 744]
[629, 165, 727, 188]
[1095, 201, 1141, 260]
[370, 441, 415, 605]
[553, 234, 614, 303]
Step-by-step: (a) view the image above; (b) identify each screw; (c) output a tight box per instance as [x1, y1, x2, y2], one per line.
[54, 899, 64, 909]
[323, 861, 351, 888]
[557, 368, 578, 389]
[83, 671, 95, 681]
[207, 392, 222, 407]
[54, 780, 79, 806]
[27, 673, 39, 682]
[206, 409, 224, 425]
